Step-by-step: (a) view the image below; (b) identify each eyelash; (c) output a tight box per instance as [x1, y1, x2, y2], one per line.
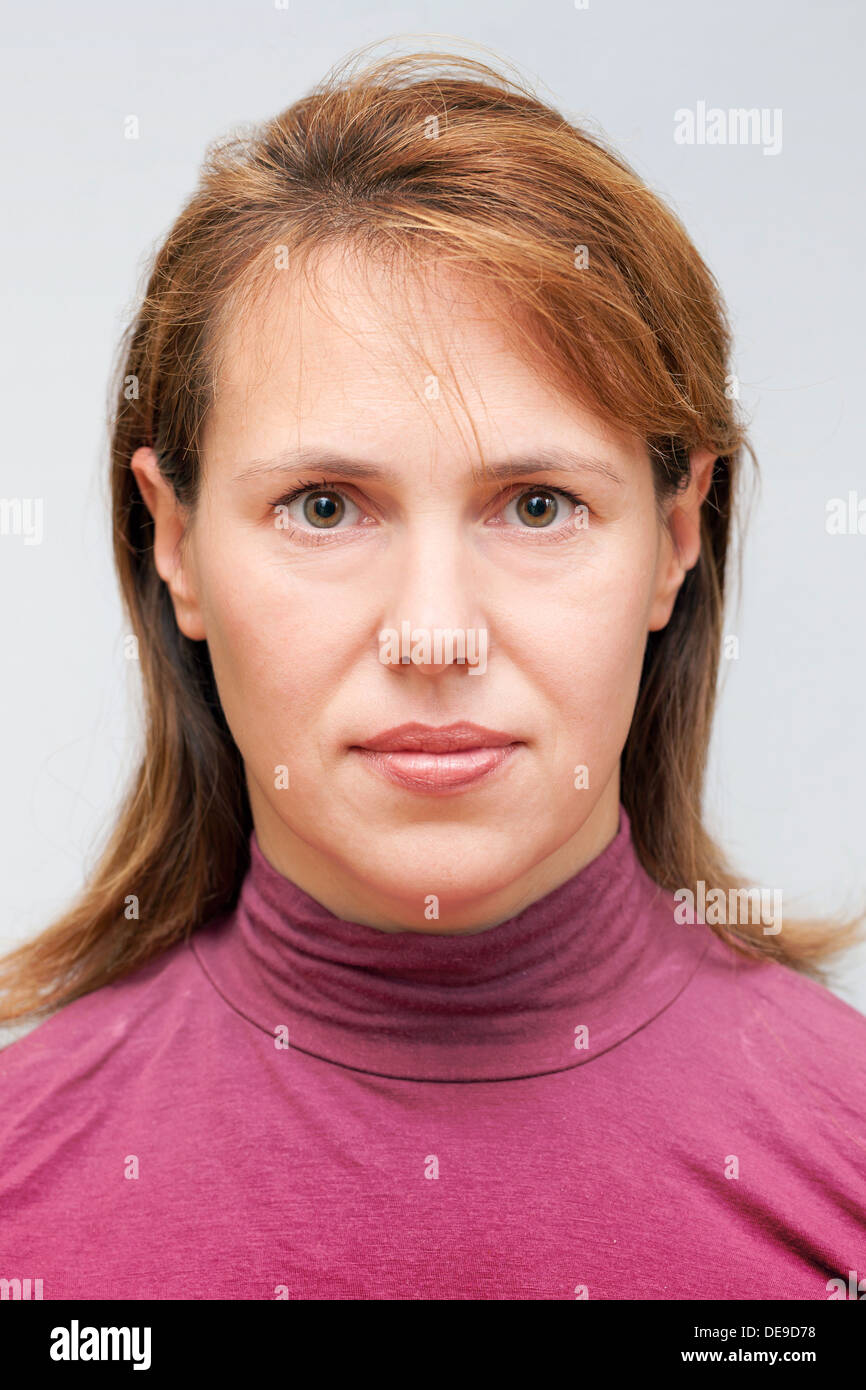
[267, 477, 589, 542]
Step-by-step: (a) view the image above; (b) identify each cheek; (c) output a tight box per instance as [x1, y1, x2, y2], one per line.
[502, 532, 657, 725]
[195, 546, 360, 759]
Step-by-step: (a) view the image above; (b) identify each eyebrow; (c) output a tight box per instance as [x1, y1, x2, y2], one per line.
[233, 446, 626, 487]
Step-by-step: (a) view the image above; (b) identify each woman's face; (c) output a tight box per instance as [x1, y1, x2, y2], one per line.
[132, 248, 712, 932]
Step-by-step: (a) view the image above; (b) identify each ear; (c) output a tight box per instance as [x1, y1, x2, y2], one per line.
[129, 447, 207, 641]
[647, 447, 716, 633]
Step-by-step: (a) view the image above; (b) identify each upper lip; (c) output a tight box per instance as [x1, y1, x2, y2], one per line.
[355, 721, 518, 753]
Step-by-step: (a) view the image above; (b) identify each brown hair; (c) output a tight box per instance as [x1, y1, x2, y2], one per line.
[2, 42, 862, 1028]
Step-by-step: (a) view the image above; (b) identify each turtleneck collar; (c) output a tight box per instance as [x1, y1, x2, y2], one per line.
[190, 805, 712, 1082]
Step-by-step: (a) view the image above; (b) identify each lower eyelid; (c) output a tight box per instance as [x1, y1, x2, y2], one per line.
[276, 520, 369, 547]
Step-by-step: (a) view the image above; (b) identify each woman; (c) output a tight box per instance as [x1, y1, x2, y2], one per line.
[1, 47, 864, 1301]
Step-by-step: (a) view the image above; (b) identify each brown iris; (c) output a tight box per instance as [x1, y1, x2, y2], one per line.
[515, 490, 559, 526]
[303, 491, 345, 527]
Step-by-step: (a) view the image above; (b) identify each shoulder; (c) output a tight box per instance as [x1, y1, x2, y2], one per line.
[697, 927, 866, 1034]
[690, 929, 866, 1122]
[0, 932, 204, 1103]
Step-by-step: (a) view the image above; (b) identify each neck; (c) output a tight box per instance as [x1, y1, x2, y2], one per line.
[190, 800, 712, 1081]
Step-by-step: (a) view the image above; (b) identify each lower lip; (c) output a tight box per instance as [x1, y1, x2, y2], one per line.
[353, 744, 520, 793]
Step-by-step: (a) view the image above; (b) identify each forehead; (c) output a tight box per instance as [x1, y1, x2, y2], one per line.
[216, 247, 537, 402]
[203, 242, 640, 468]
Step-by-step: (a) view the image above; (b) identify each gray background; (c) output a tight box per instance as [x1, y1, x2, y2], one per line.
[2, 0, 864, 1014]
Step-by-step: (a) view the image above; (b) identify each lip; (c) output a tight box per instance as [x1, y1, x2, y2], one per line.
[351, 722, 522, 793]
[356, 722, 517, 753]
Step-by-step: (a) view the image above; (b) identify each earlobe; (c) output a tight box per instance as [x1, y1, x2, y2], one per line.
[129, 447, 207, 641]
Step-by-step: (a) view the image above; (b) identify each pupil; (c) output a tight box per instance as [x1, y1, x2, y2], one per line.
[304, 492, 343, 526]
[519, 491, 556, 526]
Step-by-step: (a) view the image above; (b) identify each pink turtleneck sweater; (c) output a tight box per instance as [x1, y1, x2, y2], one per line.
[1, 806, 864, 1300]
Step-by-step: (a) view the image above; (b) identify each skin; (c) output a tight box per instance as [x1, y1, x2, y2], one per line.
[131, 247, 714, 934]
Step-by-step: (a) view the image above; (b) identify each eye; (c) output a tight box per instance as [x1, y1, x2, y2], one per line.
[273, 485, 363, 531]
[502, 487, 581, 529]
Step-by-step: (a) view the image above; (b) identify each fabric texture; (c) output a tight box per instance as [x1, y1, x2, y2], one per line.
[1, 804, 864, 1299]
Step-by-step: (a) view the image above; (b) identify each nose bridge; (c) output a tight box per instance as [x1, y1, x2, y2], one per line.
[380, 516, 486, 673]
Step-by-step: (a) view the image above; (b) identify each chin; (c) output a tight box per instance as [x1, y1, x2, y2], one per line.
[354, 834, 542, 907]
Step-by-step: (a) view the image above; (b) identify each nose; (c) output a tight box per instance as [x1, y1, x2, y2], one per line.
[378, 519, 488, 678]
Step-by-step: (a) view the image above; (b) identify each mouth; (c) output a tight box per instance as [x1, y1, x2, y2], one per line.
[350, 721, 523, 794]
